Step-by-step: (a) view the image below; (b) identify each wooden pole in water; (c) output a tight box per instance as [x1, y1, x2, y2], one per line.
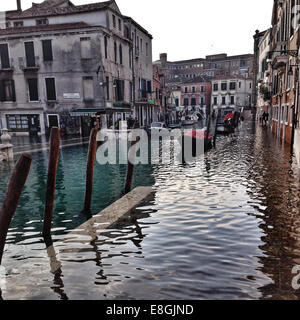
[124, 137, 140, 194]
[0, 153, 32, 264]
[43, 127, 60, 239]
[83, 128, 98, 215]
[205, 115, 211, 144]
[213, 111, 220, 148]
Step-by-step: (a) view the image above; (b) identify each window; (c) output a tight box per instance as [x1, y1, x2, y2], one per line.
[175, 98, 179, 107]
[249, 82, 252, 89]
[0, 79, 16, 102]
[80, 37, 91, 59]
[192, 86, 195, 93]
[214, 97, 218, 105]
[129, 48, 132, 69]
[213, 83, 218, 91]
[230, 82, 236, 90]
[25, 41, 36, 67]
[119, 44, 123, 65]
[14, 21, 23, 27]
[112, 15, 116, 28]
[6, 115, 29, 131]
[221, 83, 227, 91]
[230, 96, 235, 105]
[286, 105, 289, 123]
[114, 79, 124, 101]
[114, 42, 117, 63]
[201, 97, 205, 105]
[222, 96, 226, 105]
[184, 98, 189, 106]
[28, 78, 39, 101]
[42, 40, 53, 62]
[118, 18, 122, 31]
[201, 86, 204, 92]
[130, 82, 133, 102]
[239, 82, 241, 88]
[104, 36, 108, 59]
[45, 78, 56, 101]
[140, 39, 143, 53]
[146, 42, 149, 56]
[184, 87, 188, 93]
[36, 19, 48, 26]
[0, 43, 10, 69]
[191, 97, 196, 106]
[106, 76, 110, 100]
[83, 77, 94, 100]
[147, 81, 152, 94]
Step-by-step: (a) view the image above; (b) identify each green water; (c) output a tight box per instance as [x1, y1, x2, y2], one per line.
[0, 144, 155, 244]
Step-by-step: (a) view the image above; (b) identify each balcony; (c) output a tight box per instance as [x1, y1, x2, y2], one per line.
[272, 55, 288, 70]
[0, 59, 14, 72]
[19, 56, 40, 71]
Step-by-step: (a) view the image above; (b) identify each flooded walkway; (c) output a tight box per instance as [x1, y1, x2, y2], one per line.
[1, 120, 300, 300]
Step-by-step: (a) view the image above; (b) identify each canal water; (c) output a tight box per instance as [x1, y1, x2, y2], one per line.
[0, 120, 300, 300]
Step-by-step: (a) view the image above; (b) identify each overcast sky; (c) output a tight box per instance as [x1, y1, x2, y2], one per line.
[2, 0, 274, 61]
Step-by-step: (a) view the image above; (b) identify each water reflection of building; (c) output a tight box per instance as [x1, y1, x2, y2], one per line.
[246, 125, 300, 300]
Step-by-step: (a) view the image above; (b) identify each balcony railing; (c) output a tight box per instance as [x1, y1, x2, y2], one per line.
[19, 56, 40, 71]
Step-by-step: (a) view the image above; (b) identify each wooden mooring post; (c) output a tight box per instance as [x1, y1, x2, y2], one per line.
[43, 127, 60, 239]
[83, 128, 98, 215]
[213, 112, 220, 148]
[0, 153, 32, 264]
[124, 137, 140, 194]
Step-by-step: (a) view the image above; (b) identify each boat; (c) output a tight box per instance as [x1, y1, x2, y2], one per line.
[215, 110, 236, 134]
[184, 129, 214, 156]
[182, 114, 198, 126]
[168, 123, 181, 129]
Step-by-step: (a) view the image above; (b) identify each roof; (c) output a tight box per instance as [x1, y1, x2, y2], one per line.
[181, 75, 210, 84]
[123, 15, 153, 39]
[7, 0, 114, 19]
[211, 74, 252, 81]
[0, 22, 91, 36]
[167, 53, 254, 65]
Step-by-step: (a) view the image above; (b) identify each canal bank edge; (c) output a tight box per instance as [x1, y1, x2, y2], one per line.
[67, 186, 154, 240]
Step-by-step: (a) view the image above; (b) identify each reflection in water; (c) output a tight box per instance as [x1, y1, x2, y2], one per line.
[1, 121, 300, 300]
[246, 126, 300, 300]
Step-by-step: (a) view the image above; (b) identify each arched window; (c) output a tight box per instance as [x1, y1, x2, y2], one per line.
[119, 44, 123, 65]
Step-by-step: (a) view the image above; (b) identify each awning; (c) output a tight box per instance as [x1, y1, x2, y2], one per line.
[70, 107, 132, 117]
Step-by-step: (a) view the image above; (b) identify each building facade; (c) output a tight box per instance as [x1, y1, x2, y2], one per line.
[0, 0, 155, 136]
[180, 76, 211, 116]
[211, 76, 253, 112]
[255, 29, 272, 118]
[253, 0, 300, 167]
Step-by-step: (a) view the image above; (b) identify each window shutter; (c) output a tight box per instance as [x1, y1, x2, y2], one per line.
[11, 80, 16, 102]
[46, 78, 56, 101]
[0, 80, 5, 101]
[42, 40, 53, 62]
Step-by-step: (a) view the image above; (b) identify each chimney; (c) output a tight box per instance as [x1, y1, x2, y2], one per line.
[17, 0, 22, 11]
[160, 53, 167, 68]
